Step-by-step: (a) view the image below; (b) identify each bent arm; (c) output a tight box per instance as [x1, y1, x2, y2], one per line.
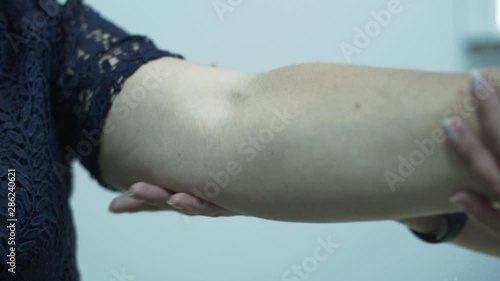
[99, 57, 491, 222]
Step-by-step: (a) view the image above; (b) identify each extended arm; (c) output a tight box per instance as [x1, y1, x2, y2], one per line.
[399, 78, 500, 258]
[399, 215, 500, 257]
[99, 57, 497, 222]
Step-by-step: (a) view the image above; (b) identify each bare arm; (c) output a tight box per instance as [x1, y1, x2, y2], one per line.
[399, 216, 500, 257]
[99, 57, 494, 222]
[398, 77, 500, 258]
[453, 219, 500, 257]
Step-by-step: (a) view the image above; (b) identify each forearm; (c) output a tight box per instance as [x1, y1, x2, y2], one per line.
[399, 217, 500, 257]
[454, 220, 500, 257]
[204, 64, 485, 221]
[99, 58, 485, 222]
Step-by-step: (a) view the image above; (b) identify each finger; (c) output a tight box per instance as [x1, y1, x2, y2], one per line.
[450, 192, 500, 236]
[109, 194, 169, 213]
[471, 72, 500, 159]
[129, 182, 236, 217]
[168, 193, 236, 217]
[128, 182, 173, 206]
[128, 182, 205, 214]
[442, 116, 500, 197]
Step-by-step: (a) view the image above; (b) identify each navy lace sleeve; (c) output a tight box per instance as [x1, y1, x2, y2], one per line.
[0, 1, 182, 279]
[54, 0, 183, 189]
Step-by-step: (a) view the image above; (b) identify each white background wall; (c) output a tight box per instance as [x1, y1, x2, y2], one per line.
[71, 1, 500, 280]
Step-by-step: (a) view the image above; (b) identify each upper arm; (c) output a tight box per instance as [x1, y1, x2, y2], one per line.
[54, 2, 182, 188]
[98, 57, 254, 190]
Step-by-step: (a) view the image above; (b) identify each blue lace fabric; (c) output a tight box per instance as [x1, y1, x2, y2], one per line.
[0, 0, 183, 280]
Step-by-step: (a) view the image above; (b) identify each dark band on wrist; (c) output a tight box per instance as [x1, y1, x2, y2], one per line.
[411, 213, 468, 244]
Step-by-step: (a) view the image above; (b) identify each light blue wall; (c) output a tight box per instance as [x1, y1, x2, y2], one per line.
[71, 1, 500, 280]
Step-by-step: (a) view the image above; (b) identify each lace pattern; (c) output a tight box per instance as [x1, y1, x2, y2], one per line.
[55, 1, 183, 189]
[0, 0, 182, 279]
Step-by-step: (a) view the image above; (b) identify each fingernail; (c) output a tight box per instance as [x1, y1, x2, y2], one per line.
[109, 205, 122, 214]
[449, 194, 467, 211]
[470, 70, 481, 97]
[169, 204, 186, 212]
[127, 191, 135, 197]
[166, 200, 186, 212]
[470, 70, 495, 99]
[441, 117, 462, 143]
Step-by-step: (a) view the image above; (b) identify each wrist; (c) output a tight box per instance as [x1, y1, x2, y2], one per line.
[398, 216, 448, 239]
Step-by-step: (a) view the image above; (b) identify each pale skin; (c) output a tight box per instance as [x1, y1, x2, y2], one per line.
[98, 57, 500, 256]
